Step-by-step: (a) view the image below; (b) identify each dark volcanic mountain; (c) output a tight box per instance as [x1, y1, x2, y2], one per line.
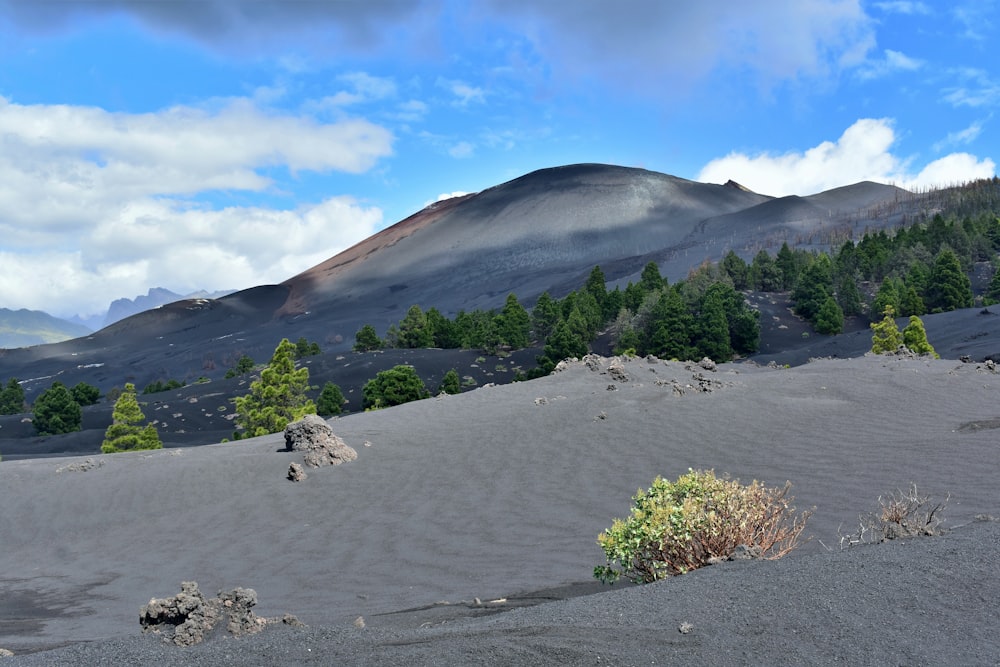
[0, 165, 917, 379]
[0, 162, 986, 456]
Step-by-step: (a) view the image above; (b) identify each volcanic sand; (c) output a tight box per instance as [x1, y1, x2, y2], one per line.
[1, 354, 998, 664]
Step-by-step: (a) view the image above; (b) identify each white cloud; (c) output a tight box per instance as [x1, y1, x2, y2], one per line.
[436, 192, 471, 202]
[437, 78, 486, 106]
[0, 97, 392, 317]
[697, 118, 995, 196]
[312, 72, 398, 109]
[448, 141, 475, 159]
[873, 1, 932, 15]
[857, 49, 924, 80]
[484, 0, 876, 92]
[943, 69, 1000, 108]
[933, 119, 987, 151]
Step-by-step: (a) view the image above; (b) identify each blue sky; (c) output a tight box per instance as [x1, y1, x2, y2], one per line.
[0, 0, 997, 318]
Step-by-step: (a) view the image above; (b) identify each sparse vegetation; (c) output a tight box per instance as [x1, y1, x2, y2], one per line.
[233, 338, 316, 439]
[595, 469, 811, 584]
[294, 337, 322, 358]
[142, 379, 185, 394]
[840, 484, 948, 548]
[101, 383, 162, 453]
[225, 354, 255, 378]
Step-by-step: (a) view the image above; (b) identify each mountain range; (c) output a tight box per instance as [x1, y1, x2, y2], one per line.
[1, 163, 998, 458]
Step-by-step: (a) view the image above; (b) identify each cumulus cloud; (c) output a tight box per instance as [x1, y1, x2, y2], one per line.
[856, 49, 924, 80]
[482, 0, 876, 93]
[697, 118, 996, 196]
[0, 97, 392, 316]
[0, 0, 432, 54]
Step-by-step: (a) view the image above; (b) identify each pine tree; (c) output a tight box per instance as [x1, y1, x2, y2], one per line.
[902, 315, 939, 357]
[0, 378, 25, 415]
[870, 307, 904, 354]
[439, 369, 461, 395]
[233, 338, 316, 438]
[316, 382, 346, 416]
[814, 296, 844, 335]
[925, 248, 973, 312]
[362, 365, 429, 409]
[101, 383, 162, 453]
[494, 293, 531, 349]
[396, 305, 434, 348]
[353, 324, 383, 351]
[33, 382, 82, 435]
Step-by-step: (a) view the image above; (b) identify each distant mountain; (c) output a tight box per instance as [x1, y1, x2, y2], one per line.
[0, 308, 92, 349]
[102, 287, 236, 327]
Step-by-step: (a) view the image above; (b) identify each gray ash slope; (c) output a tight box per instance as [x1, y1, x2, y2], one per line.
[2, 355, 999, 664]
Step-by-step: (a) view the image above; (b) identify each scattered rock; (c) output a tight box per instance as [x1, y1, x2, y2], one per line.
[287, 462, 307, 482]
[678, 622, 694, 634]
[353, 616, 366, 629]
[0, 648, 14, 657]
[282, 614, 305, 627]
[56, 458, 104, 473]
[140, 582, 279, 646]
[607, 359, 629, 383]
[285, 415, 357, 469]
[606, 384, 617, 391]
[534, 397, 549, 405]
[728, 544, 763, 561]
[698, 357, 717, 372]
[595, 411, 607, 421]
[582, 354, 604, 372]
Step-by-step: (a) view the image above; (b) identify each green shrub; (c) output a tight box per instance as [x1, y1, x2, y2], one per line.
[362, 365, 429, 410]
[595, 469, 811, 584]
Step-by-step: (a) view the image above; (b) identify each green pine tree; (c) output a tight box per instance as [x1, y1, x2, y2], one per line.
[353, 324, 383, 351]
[439, 369, 461, 395]
[870, 307, 904, 354]
[233, 338, 316, 438]
[925, 248, 973, 312]
[362, 365, 429, 409]
[33, 382, 82, 435]
[494, 293, 531, 349]
[902, 315, 939, 357]
[0, 378, 25, 415]
[101, 383, 162, 453]
[814, 296, 844, 335]
[316, 382, 346, 416]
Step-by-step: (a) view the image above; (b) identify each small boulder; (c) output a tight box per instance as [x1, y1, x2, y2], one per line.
[287, 462, 307, 482]
[285, 415, 357, 469]
[698, 357, 717, 372]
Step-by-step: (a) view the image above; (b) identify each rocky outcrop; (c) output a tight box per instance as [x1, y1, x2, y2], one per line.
[140, 581, 265, 646]
[285, 415, 357, 469]
[140, 581, 299, 646]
